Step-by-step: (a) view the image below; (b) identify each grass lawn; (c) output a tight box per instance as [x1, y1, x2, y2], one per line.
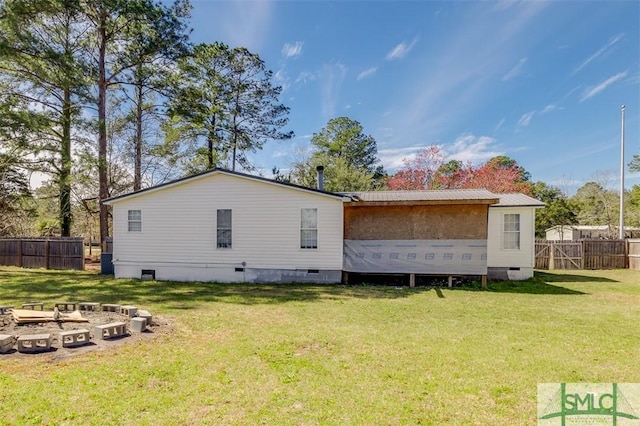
[1, 267, 639, 425]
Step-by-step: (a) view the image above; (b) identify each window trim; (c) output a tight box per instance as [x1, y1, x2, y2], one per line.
[300, 208, 318, 249]
[127, 209, 142, 232]
[216, 209, 232, 249]
[502, 213, 520, 250]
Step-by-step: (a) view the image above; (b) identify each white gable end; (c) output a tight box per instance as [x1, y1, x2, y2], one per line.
[487, 206, 537, 280]
[110, 172, 344, 282]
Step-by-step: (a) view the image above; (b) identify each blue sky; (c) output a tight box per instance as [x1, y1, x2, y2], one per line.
[189, 0, 639, 194]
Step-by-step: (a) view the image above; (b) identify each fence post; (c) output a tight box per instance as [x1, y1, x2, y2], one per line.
[626, 239, 629, 269]
[17, 239, 23, 268]
[45, 240, 50, 270]
[549, 242, 555, 270]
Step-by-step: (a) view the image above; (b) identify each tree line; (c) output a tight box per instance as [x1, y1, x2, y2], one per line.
[1, 0, 638, 242]
[0, 0, 293, 243]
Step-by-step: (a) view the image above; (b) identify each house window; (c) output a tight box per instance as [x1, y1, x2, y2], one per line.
[217, 209, 232, 248]
[503, 213, 520, 250]
[128, 210, 142, 232]
[300, 208, 317, 249]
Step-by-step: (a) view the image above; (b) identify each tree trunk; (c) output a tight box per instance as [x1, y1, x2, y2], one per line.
[208, 137, 214, 169]
[208, 115, 216, 169]
[60, 85, 72, 236]
[98, 10, 109, 244]
[134, 78, 143, 191]
[231, 128, 237, 172]
[231, 88, 240, 171]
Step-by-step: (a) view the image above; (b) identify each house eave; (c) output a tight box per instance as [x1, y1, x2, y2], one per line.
[490, 204, 545, 209]
[344, 199, 499, 207]
[102, 168, 346, 205]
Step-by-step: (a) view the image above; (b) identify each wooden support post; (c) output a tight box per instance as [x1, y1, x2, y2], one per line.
[448, 276, 453, 288]
[409, 273, 415, 288]
[17, 239, 23, 268]
[481, 275, 487, 290]
[45, 240, 50, 270]
[549, 242, 555, 270]
[342, 271, 349, 285]
[626, 239, 630, 269]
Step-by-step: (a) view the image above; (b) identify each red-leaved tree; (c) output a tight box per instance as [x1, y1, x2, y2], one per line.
[461, 161, 533, 194]
[436, 159, 472, 189]
[387, 149, 532, 194]
[387, 146, 447, 190]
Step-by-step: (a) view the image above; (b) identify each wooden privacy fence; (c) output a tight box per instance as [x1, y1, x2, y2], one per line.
[0, 238, 84, 270]
[629, 239, 640, 270]
[535, 239, 628, 270]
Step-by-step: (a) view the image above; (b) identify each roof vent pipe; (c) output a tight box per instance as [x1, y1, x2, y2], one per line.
[316, 166, 324, 191]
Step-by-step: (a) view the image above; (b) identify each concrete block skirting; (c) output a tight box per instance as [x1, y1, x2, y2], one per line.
[59, 329, 91, 348]
[0, 334, 14, 353]
[94, 322, 127, 340]
[130, 317, 146, 333]
[17, 334, 52, 353]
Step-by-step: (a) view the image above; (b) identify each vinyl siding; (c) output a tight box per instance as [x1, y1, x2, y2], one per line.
[487, 206, 536, 269]
[110, 173, 343, 276]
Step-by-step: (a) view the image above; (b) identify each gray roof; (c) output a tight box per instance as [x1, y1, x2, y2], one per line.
[345, 189, 499, 202]
[492, 193, 545, 208]
[547, 225, 640, 231]
[103, 168, 346, 204]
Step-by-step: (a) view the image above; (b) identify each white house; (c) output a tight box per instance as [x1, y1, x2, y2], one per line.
[102, 169, 346, 283]
[487, 193, 545, 280]
[545, 225, 640, 241]
[104, 169, 544, 283]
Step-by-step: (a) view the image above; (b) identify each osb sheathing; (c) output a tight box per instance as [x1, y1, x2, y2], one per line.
[344, 204, 489, 240]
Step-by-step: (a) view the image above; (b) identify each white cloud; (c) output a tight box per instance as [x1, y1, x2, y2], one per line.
[218, 2, 273, 51]
[274, 68, 290, 92]
[541, 104, 558, 114]
[393, 2, 549, 144]
[378, 127, 394, 138]
[573, 34, 624, 74]
[295, 71, 316, 85]
[319, 63, 347, 117]
[502, 57, 527, 81]
[282, 41, 303, 58]
[378, 146, 427, 170]
[446, 134, 503, 163]
[385, 38, 418, 60]
[518, 111, 535, 127]
[271, 149, 289, 159]
[357, 67, 377, 80]
[581, 71, 628, 101]
[494, 118, 506, 132]
[492, 0, 521, 11]
[377, 134, 503, 171]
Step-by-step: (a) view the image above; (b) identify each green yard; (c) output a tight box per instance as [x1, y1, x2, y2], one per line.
[0, 267, 639, 425]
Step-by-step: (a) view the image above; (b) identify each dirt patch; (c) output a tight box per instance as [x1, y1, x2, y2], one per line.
[0, 307, 173, 360]
[84, 255, 101, 272]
